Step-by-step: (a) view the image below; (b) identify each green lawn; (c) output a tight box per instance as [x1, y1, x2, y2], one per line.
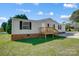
[0, 34, 79, 56]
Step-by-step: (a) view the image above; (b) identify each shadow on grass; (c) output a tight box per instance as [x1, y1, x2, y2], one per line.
[15, 35, 66, 45]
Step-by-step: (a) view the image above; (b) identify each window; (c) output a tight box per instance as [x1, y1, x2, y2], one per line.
[20, 21, 31, 30]
[58, 25, 62, 30]
[22, 22, 30, 29]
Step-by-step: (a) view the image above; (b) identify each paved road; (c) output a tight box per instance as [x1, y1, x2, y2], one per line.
[58, 32, 79, 39]
[0, 32, 7, 34]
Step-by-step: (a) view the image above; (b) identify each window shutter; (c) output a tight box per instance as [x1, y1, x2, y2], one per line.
[20, 21, 22, 30]
[47, 24, 49, 27]
[29, 22, 31, 30]
[58, 25, 59, 29]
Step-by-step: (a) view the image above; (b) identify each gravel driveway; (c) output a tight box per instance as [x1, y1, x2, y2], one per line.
[58, 32, 79, 39]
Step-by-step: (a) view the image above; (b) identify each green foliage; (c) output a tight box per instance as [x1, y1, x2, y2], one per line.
[65, 23, 76, 32]
[16, 35, 65, 45]
[65, 23, 70, 31]
[0, 28, 4, 32]
[0, 34, 79, 56]
[6, 18, 12, 34]
[70, 9, 79, 22]
[13, 14, 28, 19]
[1, 14, 28, 34]
[1, 22, 7, 31]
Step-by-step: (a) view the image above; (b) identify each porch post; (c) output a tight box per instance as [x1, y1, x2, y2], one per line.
[45, 34, 46, 39]
[52, 34, 54, 38]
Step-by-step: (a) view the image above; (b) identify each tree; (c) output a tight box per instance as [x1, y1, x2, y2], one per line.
[1, 22, 7, 32]
[6, 18, 12, 34]
[70, 9, 79, 22]
[6, 14, 28, 34]
[13, 14, 28, 19]
[65, 23, 71, 31]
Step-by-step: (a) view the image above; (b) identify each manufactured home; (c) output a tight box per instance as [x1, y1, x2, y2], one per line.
[12, 18, 65, 40]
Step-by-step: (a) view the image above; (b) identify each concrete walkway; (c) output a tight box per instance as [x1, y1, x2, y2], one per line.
[58, 32, 79, 39]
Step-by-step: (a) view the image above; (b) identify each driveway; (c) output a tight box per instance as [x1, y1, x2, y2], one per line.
[58, 32, 79, 39]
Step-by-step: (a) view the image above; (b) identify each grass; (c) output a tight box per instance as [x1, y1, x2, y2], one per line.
[16, 35, 65, 45]
[0, 34, 79, 56]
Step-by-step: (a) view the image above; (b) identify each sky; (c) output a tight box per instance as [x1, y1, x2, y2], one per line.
[0, 3, 79, 27]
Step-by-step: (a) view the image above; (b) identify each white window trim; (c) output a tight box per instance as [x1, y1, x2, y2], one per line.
[22, 22, 30, 29]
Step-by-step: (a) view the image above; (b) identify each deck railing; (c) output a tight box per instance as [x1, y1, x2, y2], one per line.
[40, 27, 58, 34]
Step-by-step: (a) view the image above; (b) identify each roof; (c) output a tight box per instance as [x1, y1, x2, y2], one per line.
[12, 18, 59, 24]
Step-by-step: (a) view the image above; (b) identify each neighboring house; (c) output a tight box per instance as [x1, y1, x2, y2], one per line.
[70, 22, 79, 31]
[12, 18, 65, 40]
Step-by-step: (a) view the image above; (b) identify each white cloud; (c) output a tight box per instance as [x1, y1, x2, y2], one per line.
[25, 9, 31, 13]
[60, 15, 71, 19]
[33, 3, 39, 6]
[16, 9, 31, 13]
[0, 17, 7, 27]
[37, 11, 44, 15]
[15, 3, 23, 5]
[0, 17, 7, 20]
[37, 11, 54, 16]
[49, 12, 54, 16]
[64, 3, 77, 8]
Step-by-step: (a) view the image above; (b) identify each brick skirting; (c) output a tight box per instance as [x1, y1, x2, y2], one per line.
[11, 33, 43, 40]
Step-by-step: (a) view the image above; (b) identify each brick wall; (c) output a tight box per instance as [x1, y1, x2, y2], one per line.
[11, 33, 43, 40]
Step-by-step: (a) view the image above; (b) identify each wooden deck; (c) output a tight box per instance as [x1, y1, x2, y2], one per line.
[40, 27, 58, 34]
[40, 27, 58, 38]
